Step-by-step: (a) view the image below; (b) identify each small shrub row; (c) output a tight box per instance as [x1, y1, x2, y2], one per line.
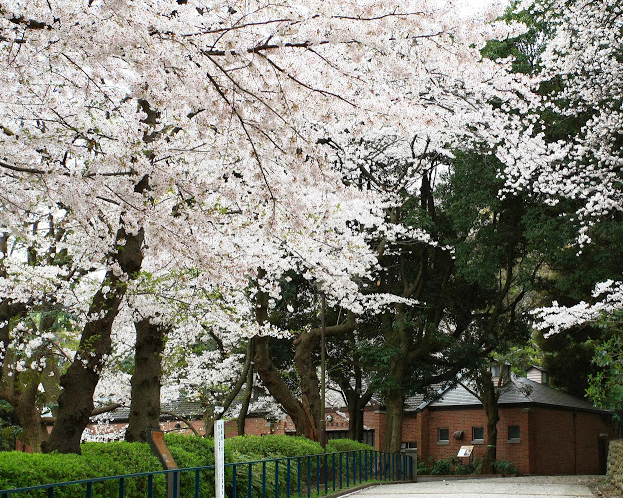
[417, 456, 518, 476]
[0, 435, 376, 498]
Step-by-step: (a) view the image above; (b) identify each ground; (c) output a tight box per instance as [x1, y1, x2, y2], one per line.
[353, 475, 622, 498]
[551, 475, 621, 498]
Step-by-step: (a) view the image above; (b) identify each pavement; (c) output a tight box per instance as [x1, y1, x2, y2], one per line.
[350, 477, 598, 498]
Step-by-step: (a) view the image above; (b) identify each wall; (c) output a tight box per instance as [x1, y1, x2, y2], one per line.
[532, 407, 613, 475]
[418, 406, 531, 474]
[608, 439, 623, 493]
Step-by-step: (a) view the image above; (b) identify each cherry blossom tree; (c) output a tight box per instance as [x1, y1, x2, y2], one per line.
[499, 0, 623, 330]
[0, 0, 545, 452]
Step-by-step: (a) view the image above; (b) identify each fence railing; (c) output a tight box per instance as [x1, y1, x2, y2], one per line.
[1, 450, 414, 498]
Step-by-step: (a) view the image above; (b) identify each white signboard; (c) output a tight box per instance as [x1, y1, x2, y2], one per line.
[215, 420, 225, 498]
[457, 445, 474, 458]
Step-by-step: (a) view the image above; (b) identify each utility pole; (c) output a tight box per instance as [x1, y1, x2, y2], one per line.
[320, 292, 327, 450]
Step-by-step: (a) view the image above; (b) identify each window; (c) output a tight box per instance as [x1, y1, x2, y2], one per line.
[508, 425, 520, 442]
[438, 428, 449, 444]
[472, 426, 484, 443]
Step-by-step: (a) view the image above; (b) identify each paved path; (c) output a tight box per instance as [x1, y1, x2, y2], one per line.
[351, 477, 595, 498]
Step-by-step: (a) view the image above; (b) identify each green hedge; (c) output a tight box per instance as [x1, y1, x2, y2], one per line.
[225, 435, 325, 459]
[0, 442, 165, 498]
[325, 439, 374, 453]
[0, 434, 377, 498]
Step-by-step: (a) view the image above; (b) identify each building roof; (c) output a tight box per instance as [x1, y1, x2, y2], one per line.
[417, 375, 610, 414]
[92, 400, 204, 422]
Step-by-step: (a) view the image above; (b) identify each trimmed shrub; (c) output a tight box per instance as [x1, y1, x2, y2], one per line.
[492, 459, 518, 475]
[225, 435, 324, 459]
[325, 439, 374, 453]
[0, 442, 164, 498]
[225, 436, 325, 498]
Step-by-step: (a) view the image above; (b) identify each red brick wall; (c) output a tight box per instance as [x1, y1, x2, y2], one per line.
[532, 407, 613, 475]
[418, 405, 614, 475]
[224, 416, 288, 437]
[363, 410, 384, 450]
[418, 406, 533, 474]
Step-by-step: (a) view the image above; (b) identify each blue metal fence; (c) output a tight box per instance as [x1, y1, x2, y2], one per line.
[1, 450, 413, 498]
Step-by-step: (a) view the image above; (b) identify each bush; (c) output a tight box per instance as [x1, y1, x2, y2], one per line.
[0, 433, 382, 498]
[326, 439, 374, 453]
[0, 442, 164, 498]
[226, 435, 324, 459]
[225, 435, 326, 498]
[429, 457, 454, 475]
[415, 456, 517, 476]
[492, 459, 518, 475]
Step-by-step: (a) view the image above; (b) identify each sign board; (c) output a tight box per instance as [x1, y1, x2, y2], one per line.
[147, 429, 178, 469]
[147, 429, 180, 498]
[457, 445, 474, 458]
[215, 420, 225, 498]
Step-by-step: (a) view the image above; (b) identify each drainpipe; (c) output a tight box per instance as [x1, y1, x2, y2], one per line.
[573, 412, 578, 475]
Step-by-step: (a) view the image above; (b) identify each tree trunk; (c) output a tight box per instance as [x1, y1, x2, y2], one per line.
[125, 317, 167, 443]
[254, 336, 317, 439]
[12, 385, 48, 452]
[43, 223, 144, 454]
[383, 388, 405, 453]
[237, 359, 254, 436]
[204, 338, 254, 437]
[294, 331, 322, 438]
[480, 372, 499, 474]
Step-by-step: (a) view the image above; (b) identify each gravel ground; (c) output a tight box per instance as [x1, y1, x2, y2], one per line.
[489, 476, 621, 497]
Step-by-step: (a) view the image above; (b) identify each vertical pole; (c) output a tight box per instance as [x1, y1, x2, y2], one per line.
[215, 420, 225, 498]
[320, 292, 327, 451]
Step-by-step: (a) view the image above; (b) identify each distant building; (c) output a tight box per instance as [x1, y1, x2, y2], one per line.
[391, 368, 615, 475]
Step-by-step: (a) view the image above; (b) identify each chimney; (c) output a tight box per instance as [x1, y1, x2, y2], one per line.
[526, 366, 549, 385]
[489, 362, 511, 386]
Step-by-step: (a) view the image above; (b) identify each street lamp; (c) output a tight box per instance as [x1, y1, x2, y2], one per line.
[320, 290, 327, 451]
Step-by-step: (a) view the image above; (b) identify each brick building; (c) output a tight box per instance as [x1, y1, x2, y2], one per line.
[52, 368, 613, 476]
[385, 368, 616, 475]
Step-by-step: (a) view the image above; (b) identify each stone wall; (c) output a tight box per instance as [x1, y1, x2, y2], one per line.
[608, 439, 623, 493]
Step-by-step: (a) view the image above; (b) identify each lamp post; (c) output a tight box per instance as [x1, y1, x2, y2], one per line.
[320, 291, 327, 451]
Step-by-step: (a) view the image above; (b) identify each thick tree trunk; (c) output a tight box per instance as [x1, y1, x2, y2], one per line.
[125, 318, 167, 443]
[204, 338, 254, 437]
[294, 332, 322, 438]
[254, 335, 317, 439]
[237, 360, 254, 436]
[43, 224, 144, 454]
[383, 388, 405, 453]
[12, 385, 48, 452]
[480, 373, 499, 474]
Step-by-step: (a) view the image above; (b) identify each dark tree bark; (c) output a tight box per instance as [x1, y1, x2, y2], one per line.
[254, 335, 317, 439]
[43, 221, 145, 454]
[237, 358, 254, 436]
[125, 317, 167, 442]
[461, 367, 501, 474]
[204, 338, 254, 437]
[12, 385, 48, 452]
[332, 364, 374, 442]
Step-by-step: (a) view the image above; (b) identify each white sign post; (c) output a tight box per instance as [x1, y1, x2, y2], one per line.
[215, 419, 225, 498]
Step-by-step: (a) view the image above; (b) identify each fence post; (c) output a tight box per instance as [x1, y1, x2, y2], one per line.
[402, 448, 418, 482]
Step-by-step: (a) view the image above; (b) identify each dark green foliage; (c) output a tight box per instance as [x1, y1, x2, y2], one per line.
[325, 439, 373, 453]
[586, 313, 623, 418]
[0, 402, 21, 452]
[226, 435, 324, 459]
[0, 442, 165, 498]
[0, 434, 380, 498]
[417, 456, 517, 476]
[492, 459, 519, 475]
